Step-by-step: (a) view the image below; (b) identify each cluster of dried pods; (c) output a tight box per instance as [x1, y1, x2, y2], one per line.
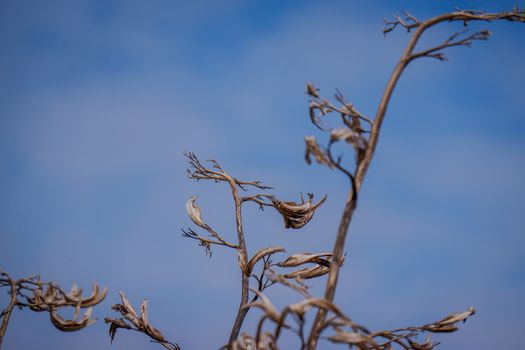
[0, 270, 107, 348]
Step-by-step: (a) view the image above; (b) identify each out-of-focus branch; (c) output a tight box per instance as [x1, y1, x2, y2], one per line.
[232, 288, 475, 350]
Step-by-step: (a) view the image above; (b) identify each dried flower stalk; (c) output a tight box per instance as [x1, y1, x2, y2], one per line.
[182, 152, 328, 347]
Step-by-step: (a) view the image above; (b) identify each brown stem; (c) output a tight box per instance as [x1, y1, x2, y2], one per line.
[227, 179, 250, 347]
[0, 278, 17, 349]
[306, 9, 525, 349]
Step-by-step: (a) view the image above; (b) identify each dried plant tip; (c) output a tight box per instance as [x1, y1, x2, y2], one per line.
[186, 196, 207, 228]
[115, 291, 141, 328]
[140, 299, 166, 342]
[104, 317, 131, 343]
[306, 82, 319, 98]
[423, 306, 476, 333]
[270, 193, 327, 229]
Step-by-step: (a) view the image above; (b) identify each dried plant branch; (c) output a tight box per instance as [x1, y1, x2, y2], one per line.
[236, 288, 475, 350]
[105, 291, 180, 350]
[0, 270, 107, 348]
[409, 29, 491, 62]
[183, 153, 327, 347]
[185, 152, 272, 191]
[306, 7, 525, 349]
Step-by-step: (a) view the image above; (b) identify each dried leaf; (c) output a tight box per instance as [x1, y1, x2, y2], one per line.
[282, 265, 330, 280]
[140, 299, 165, 342]
[49, 307, 95, 332]
[116, 291, 141, 328]
[277, 252, 332, 267]
[435, 307, 476, 326]
[306, 82, 319, 98]
[104, 317, 130, 343]
[270, 193, 327, 229]
[186, 196, 207, 228]
[246, 246, 285, 276]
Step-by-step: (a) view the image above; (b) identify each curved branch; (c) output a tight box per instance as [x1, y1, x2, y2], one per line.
[307, 7, 525, 349]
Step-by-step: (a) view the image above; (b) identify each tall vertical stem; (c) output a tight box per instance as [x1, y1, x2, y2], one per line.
[0, 278, 17, 349]
[228, 180, 250, 347]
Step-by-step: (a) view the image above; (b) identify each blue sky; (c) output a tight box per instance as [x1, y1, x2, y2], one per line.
[1, 0, 524, 349]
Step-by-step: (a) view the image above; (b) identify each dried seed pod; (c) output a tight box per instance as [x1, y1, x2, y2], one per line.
[64, 283, 108, 307]
[115, 291, 141, 329]
[277, 252, 332, 268]
[435, 307, 476, 326]
[140, 299, 165, 342]
[282, 265, 330, 280]
[186, 196, 207, 228]
[49, 307, 96, 332]
[270, 193, 327, 229]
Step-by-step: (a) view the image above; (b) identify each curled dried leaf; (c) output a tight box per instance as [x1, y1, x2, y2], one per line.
[246, 246, 285, 276]
[49, 307, 96, 332]
[104, 317, 131, 343]
[408, 335, 437, 350]
[306, 82, 319, 98]
[435, 306, 476, 326]
[270, 193, 327, 229]
[186, 195, 207, 228]
[64, 283, 108, 307]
